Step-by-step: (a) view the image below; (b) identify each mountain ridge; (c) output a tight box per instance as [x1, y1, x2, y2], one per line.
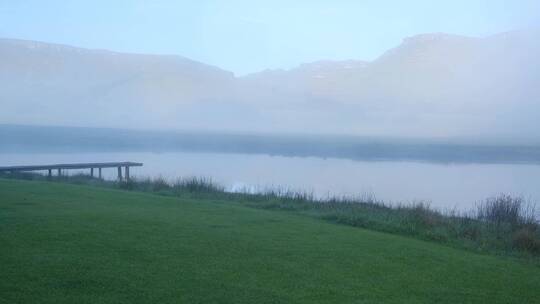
[1, 30, 539, 138]
[2, 29, 536, 75]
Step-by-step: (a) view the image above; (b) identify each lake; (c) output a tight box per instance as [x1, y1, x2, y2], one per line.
[2, 151, 540, 213]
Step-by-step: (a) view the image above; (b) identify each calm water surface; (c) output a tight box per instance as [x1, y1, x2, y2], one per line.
[2, 152, 540, 212]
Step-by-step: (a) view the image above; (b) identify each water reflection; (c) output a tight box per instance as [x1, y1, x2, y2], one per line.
[1, 152, 539, 212]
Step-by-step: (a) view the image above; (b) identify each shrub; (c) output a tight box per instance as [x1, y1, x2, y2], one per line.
[172, 177, 224, 193]
[476, 194, 534, 227]
[512, 227, 540, 254]
[406, 201, 441, 228]
[150, 177, 171, 192]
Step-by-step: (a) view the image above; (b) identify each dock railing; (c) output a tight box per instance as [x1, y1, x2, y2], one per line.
[0, 162, 143, 181]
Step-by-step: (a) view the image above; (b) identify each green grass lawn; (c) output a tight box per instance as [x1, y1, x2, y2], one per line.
[1, 179, 539, 303]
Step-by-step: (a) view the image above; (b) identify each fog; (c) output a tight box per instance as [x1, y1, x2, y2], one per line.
[3, 3, 540, 300]
[1, 29, 539, 141]
[3, 123, 540, 211]
[1, 2, 540, 209]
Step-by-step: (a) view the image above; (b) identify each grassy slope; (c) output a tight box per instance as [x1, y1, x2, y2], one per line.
[1, 179, 539, 304]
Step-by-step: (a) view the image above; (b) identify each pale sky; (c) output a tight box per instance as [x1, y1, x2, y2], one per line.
[1, 0, 539, 75]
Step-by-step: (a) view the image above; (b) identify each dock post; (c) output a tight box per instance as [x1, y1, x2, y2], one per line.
[117, 166, 123, 181]
[125, 166, 130, 181]
[48, 169, 52, 178]
[98, 168, 102, 179]
[90, 168, 94, 178]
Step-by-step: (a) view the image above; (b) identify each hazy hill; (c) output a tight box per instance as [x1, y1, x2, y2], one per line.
[1, 30, 539, 138]
[241, 31, 540, 137]
[0, 39, 235, 129]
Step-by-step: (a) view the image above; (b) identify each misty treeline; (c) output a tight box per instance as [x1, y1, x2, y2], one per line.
[2, 124, 540, 164]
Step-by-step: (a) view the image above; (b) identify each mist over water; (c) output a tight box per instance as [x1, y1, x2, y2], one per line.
[2, 2, 540, 301]
[1, 2, 539, 219]
[2, 151, 539, 212]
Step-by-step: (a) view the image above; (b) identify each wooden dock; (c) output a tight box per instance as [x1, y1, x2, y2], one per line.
[0, 162, 143, 181]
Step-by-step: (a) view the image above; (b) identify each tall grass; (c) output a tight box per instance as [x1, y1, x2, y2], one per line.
[1, 171, 539, 257]
[118, 176, 224, 194]
[476, 194, 536, 227]
[475, 194, 540, 253]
